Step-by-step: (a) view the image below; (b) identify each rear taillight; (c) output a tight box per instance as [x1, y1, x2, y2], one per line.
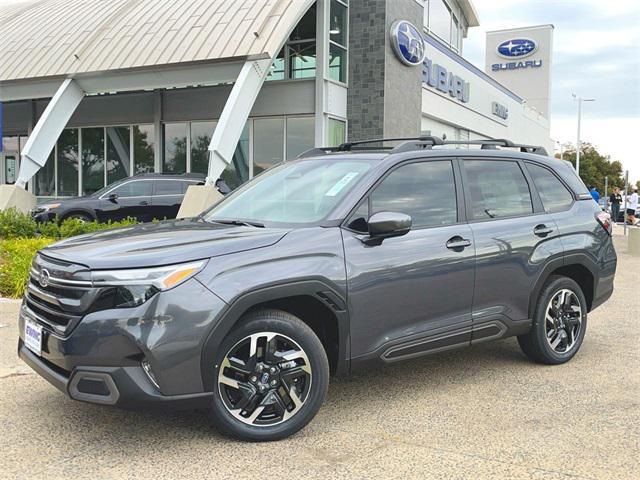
[595, 211, 612, 236]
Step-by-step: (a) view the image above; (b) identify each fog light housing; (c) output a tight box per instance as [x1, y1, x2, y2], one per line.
[141, 359, 160, 390]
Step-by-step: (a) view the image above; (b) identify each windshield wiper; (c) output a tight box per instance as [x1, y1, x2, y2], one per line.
[210, 219, 265, 228]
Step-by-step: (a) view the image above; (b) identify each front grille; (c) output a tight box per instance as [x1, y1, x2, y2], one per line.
[26, 254, 99, 336]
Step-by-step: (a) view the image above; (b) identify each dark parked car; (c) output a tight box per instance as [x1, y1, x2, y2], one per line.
[18, 137, 616, 441]
[31, 173, 205, 223]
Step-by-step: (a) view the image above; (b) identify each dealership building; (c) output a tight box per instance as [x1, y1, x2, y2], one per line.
[0, 0, 553, 201]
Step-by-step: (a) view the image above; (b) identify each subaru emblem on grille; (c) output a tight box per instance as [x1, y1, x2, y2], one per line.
[39, 269, 50, 288]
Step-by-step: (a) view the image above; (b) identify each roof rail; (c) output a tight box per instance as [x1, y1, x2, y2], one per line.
[338, 136, 444, 151]
[296, 137, 445, 158]
[297, 136, 548, 158]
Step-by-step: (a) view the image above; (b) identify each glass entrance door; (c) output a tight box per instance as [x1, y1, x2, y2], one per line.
[2, 136, 21, 184]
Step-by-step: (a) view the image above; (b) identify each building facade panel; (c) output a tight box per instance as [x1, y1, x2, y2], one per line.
[0, 0, 554, 200]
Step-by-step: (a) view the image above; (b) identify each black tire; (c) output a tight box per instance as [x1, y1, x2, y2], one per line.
[209, 309, 329, 441]
[518, 276, 588, 365]
[63, 212, 93, 223]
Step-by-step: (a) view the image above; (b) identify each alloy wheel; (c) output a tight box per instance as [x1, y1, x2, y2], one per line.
[544, 289, 583, 353]
[217, 332, 312, 427]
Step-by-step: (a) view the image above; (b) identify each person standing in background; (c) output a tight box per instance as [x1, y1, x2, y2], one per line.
[589, 186, 600, 204]
[627, 188, 639, 226]
[609, 187, 622, 223]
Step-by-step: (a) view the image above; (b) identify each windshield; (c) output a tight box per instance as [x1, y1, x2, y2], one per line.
[204, 158, 377, 226]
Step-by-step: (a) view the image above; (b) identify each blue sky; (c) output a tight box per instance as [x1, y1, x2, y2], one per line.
[463, 0, 640, 183]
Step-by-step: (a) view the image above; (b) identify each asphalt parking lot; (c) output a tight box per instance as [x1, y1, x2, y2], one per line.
[1, 232, 638, 480]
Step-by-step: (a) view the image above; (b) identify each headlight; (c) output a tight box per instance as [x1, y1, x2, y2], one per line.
[92, 260, 207, 290]
[34, 203, 61, 213]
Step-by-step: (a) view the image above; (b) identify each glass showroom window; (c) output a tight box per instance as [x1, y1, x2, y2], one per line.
[451, 16, 459, 50]
[163, 123, 188, 174]
[133, 125, 155, 174]
[329, 0, 348, 83]
[32, 124, 155, 198]
[267, 5, 316, 80]
[286, 117, 315, 160]
[34, 151, 55, 196]
[57, 129, 79, 197]
[289, 41, 317, 79]
[190, 121, 250, 190]
[328, 118, 346, 147]
[81, 127, 105, 195]
[254, 118, 284, 176]
[106, 126, 131, 184]
[425, 0, 460, 51]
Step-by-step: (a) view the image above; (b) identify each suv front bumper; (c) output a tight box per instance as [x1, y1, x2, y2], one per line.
[18, 343, 213, 409]
[17, 278, 225, 410]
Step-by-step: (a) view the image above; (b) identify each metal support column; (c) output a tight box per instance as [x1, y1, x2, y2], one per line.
[16, 78, 84, 188]
[206, 58, 272, 185]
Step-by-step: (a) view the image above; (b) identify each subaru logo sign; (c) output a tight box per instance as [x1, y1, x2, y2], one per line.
[497, 38, 538, 59]
[390, 20, 426, 66]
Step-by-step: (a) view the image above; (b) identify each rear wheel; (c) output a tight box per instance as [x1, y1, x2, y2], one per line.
[209, 309, 329, 441]
[518, 276, 587, 365]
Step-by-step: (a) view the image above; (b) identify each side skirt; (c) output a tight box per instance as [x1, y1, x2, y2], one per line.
[350, 316, 532, 371]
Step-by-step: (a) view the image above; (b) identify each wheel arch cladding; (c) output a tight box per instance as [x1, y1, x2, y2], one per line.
[529, 259, 596, 317]
[200, 281, 349, 391]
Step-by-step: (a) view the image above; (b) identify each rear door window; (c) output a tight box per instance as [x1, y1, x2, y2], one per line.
[110, 180, 153, 198]
[525, 163, 574, 212]
[154, 180, 183, 196]
[463, 160, 533, 219]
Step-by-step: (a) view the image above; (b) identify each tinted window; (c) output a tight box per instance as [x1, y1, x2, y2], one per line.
[371, 161, 457, 228]
[526, 163, 574, 212]
[464, 160, 533, 219]
[555, 160, 589, 195]
[155, 180, 183, 195]
[111, 180, 153, 197]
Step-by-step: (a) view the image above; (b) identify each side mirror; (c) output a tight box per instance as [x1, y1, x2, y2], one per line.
[108, 193, 118, 203]
[367, 211, 412, 238]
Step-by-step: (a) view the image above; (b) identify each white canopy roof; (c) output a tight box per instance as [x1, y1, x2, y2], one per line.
[0, 0, 312, 94]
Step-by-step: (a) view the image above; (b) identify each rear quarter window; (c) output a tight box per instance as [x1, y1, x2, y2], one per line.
[554, 161, 589, 196]
[526, 163, 574, 212]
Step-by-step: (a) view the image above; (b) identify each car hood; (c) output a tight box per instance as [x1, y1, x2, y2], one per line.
[41, 219, 290, 269]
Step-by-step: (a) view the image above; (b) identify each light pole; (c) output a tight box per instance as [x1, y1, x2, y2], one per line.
[573, 94, 595, 176]
[556, 141, 564, 161]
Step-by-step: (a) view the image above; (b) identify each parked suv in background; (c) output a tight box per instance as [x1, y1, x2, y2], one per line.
[31, 173, 205, 223]
[18, 137, 616, 441]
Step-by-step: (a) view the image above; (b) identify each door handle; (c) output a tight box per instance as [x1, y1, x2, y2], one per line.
[446, 236, 471, 250]
[139, 201, 149, 206]
[534, 224, 554, 237]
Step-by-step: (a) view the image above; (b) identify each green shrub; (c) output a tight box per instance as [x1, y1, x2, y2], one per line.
[0, 207, 139, 240]
[56, 217, 138, 238]
[0, 237, 56, 298]
[0, 212, 139, 297]
[0, 208, 37, 239]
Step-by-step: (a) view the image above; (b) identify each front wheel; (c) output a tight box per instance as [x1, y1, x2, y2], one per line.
[209, 309, 329, 441]
[63, 212, 93, 223]
[518, 276, 588, 365]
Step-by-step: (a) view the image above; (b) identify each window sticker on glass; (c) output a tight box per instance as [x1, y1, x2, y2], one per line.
[325, 172, 360, 197]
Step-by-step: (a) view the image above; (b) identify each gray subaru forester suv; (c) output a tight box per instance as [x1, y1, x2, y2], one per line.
[18, 137, 616, 441]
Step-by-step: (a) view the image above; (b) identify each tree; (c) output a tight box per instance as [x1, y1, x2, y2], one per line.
[556, 143, 624, 193]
